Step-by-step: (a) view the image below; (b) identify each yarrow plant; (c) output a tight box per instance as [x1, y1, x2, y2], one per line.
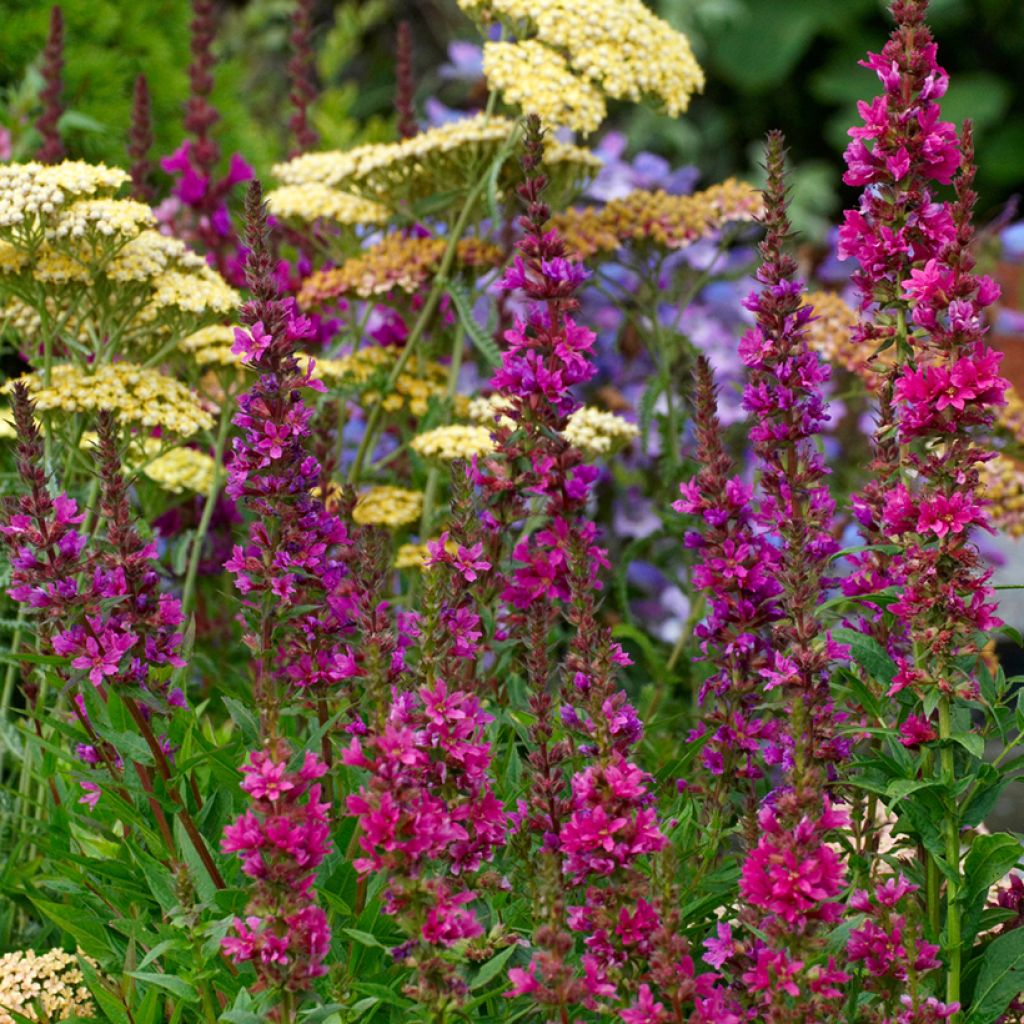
[2, 2, 1024, 1024]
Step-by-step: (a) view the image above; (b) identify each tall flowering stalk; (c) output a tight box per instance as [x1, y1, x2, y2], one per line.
[128, 74, 155, 203]
[161, 0, 253, 281]
[287, 0, 319, 154]
[838, 1, 1006, 1013]
[220, 182, 351, 1005]
[34, 6, 65, 164]
[692, 133, 852, 1022]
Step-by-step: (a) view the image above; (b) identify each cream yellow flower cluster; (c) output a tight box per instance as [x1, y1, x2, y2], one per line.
[107, 230, 208, 283]
[266, 183, 388, 226]
[0, 160, 128, 234]
[468, 392, 515, 430]
[74, 432, 216, 495]
[803, 291, 876, 384]
[482, 40, 606, 133]
[142, 445, 216, 494]
[12, 363, 214, 437]
[0, 163, 238, 354]
[0, 406, 18, 440]
[46, 197, 154, 240]
[298, 234, 502, 307]
[394, 537, 458, 570]
[180, 323, 247, 369]
[552, 180, 763, 260]
[0, 948, 96, 1024]
[272, 114, 598, 211]
[979, 453, 1024, 538]
[299, 346, 463, 417]
[561, 405, 638, 456]
[411, 424, 496, 461]
[461, 0, 703, 125]
[353, 485, 424, 527]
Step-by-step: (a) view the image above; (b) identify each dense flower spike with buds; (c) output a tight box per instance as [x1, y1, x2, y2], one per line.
[288, 0, 320, 154]
[222, 746, 332, 989]
[128, 74, 155, 203]
[35, 6, 65, 164]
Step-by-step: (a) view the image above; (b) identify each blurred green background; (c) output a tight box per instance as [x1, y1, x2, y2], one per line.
[1, 0, 1021, 238]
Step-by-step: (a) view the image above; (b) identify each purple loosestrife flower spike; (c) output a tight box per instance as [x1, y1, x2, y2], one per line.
[288, 0, 319, 155]
[185, 0, 220, 179]
[221, 181, 347, 993]
[395, 21, 418, 140]
[128, 74, 155, 203]
[35, 6, 65, 164]
[839, 0, 1005, 700]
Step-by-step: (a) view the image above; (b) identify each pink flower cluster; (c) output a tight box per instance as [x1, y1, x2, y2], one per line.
[839, 0, 1004, 698]
[343, 680, 506, 945]
[222, 747, 332, 989]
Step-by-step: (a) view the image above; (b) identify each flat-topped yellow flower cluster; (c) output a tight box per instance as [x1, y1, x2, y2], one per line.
[10, 363, 213, 437]
[0, 948, 96, 1024]
[461, 0, 704, 132]
[299, 234, 502, 306]
[552, 181, 763, 260]
[271, 114, 598, 217]
[0, 161, 238, 355]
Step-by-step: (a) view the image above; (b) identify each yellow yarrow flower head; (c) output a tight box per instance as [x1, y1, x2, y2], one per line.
[107, 230, 207, 282]
[10, 363, 214, 437]
[979, 453, 1024, 538]
[394, 537, 459, 570]
[0, 948, 97, 1024]
[0, 160, 129, 240]
[265, 183, 389, 227]
[142, 446, 216, 495]
[410, 424, 496, 461]
[482, 40, 606, 133]
[561, 405, 638, 456]
[298, 234, 502, 307]
[461, 0, 703, 126]
[352, 485, 424, 527]
[553, 180, 764, 261]
[273, 114, 598, 213]
[179, 324, 249, 369]
[468, 392, 516, 430]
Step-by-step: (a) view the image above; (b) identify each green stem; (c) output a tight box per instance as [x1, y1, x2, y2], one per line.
[347, 126, 520, 484]
[181, 403, 233, 616]
[938, 695, 962, 1019]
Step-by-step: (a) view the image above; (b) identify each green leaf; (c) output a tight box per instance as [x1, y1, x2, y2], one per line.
[342, 927, 387, 949]
[30, 898, 111, 960]
[952, 732, 985, 760]
[127, 971, 199, 1003]
[831, 627, 897, 685]
[963, 834, 1023, 948]
[966, 927, 1024, 1024]
[447, 278, 502, 369]
[79, 958, 130, 1024]
[470, 944, 519, 990]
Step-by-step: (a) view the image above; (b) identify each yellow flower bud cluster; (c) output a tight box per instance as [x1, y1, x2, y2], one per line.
[979, 453, 1024, 538]
[561, 405, 638, 456]
[352, 485, 424, 527]
[468, 392, 516, 430]
[273, 114, 598, 212]
[299, 346, 461, 417]
[394, 537, 458, 570]
[0, 947, 96, 1024]
[141, 267, 240, 321]
[266, 183, 388, 226]
[0, 241, 29, 274]
[11, 363, 214, 437]
[411, 424, 496, 461]
[0, 406, 17, 440]
[46, 197, 154, 241]
[552, 181, 763, 261]
[142, 445, 216, 495]
[0, 161, 128, 235]
[461, 0, 703, 121]
[180, 324, 247, 369]
[107, 231, 207, 283]
[298, 234, 502, 307]
[482, 40, 606, 133]
[803, 291, 878, 385]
